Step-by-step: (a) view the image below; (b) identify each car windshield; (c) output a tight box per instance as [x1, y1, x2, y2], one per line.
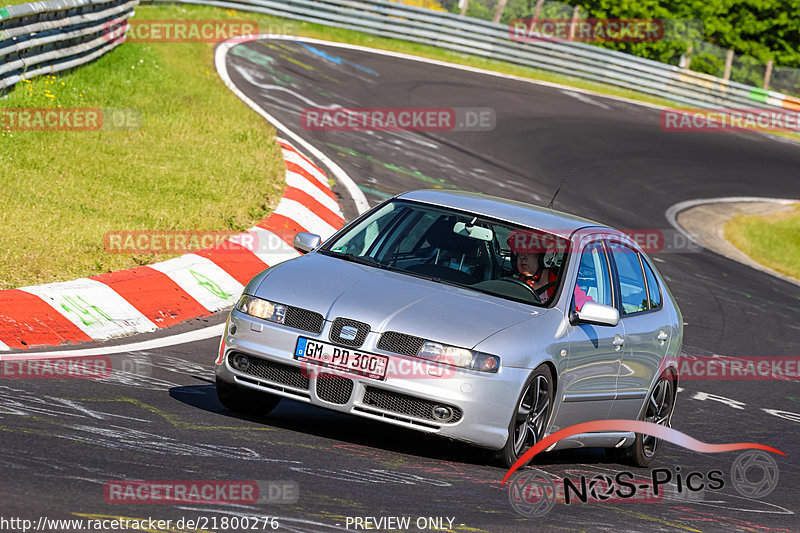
[321, 200, 569, 306]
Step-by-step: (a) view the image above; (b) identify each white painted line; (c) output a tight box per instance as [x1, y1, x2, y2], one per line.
[246, 226, 301, 265]
[20, 278, 158, 340]
[148, 254, 244, 313]
[215, 38, 369, 214]
[0, 323, 225, 360]
[0, 340, 10, 351]
[285, 169, 342, 215]
[561, 89, 610, 110]
[275, 198, 339, 238]
[665, 196, 800, 246]
[282, 149, 331, 187]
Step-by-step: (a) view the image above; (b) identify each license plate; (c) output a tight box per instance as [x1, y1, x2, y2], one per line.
[294, 338, 388, 380]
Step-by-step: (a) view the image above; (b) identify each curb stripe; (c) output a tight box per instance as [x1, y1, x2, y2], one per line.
[258, 213, 309, 247]
[91, 267, 209, 329]
[286, 168, 340, 212]
[282, 149, 330, 186]
[245, 227, 301, 265]
[194, 241, 270, 286]
[148, 254, 245, 313]
[274, 198, 339, 238]
[0, 140, 344, 349]
[20, 279, 159, 340]
[285, 161, 336, 200]
[283, 186, 345, 230]
[0, 289, 92, 349]
[277, 139, 328, 176]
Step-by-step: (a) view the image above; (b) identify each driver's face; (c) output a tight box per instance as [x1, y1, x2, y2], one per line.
[517, 252, 541, 277]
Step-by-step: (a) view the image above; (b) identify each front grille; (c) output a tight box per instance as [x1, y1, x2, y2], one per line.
[362, 386, 462, 423]
[377, 331, 425, 356]
[316, 374, 354, 404]
[329, 317, 370, 348]
[228, 352, 309, 390]
[284, 306, 324, 334]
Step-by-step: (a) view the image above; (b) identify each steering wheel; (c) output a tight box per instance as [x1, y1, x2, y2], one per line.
[499, 277, 542, 304]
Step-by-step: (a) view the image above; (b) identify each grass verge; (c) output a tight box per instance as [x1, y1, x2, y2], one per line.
[724, 205, 800, 281]
[1, 4, 286, 289]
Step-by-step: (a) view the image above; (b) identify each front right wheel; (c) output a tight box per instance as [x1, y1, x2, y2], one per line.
[497, 364, 554, 468]
[617, 374, 675, 467]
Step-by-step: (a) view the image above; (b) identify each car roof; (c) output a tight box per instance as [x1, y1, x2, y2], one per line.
[396, 189, 608, 238]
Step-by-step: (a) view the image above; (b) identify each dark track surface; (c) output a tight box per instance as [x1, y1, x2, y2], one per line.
[3, 39, 800, 532]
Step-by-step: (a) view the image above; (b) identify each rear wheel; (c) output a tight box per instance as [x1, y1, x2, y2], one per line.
[616, 374, 675, 467]
[216, 377, 281, 416]
[497, 365, 553, 468]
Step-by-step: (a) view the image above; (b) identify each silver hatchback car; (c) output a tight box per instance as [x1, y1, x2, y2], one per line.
[215, 190, 682, 467]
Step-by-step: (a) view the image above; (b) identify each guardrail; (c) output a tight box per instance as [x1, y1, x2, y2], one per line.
[0, 0, 137, 90]
[147, 0, 800, 112]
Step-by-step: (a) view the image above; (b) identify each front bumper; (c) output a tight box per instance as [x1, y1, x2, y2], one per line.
[215, 309, 530, 450]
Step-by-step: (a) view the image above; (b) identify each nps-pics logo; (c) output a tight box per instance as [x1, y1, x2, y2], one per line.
[501, 420, 784, 517]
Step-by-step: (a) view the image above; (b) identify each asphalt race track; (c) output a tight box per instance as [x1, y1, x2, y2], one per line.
[4, 38, 800, 532]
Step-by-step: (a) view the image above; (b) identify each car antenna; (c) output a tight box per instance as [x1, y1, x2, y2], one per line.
[547, 161, 575, 210]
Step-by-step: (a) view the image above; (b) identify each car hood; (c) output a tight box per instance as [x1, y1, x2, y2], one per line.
[253, 253, 542, 348]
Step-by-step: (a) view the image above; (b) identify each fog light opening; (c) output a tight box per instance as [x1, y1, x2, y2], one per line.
[232, 354, 250, 372]
[432, 405, 454, 422]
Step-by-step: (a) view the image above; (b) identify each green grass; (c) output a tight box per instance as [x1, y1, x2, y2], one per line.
[724, 205, 800, 281]
[0, 4, 286, 289]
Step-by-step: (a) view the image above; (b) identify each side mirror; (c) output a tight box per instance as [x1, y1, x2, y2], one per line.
[293, 232, 321, 254]
[571, 302, 620, 327]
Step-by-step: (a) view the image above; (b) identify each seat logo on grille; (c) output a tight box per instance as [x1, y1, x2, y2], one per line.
[339, 325, 359, 341]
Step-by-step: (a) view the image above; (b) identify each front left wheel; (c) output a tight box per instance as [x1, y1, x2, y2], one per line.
[496, 364, 554, 468]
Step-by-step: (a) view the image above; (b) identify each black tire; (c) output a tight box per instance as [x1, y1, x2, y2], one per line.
[496, 364, 554, 468]
[617, 374, 675, 468]
[216, 377, 281, 416]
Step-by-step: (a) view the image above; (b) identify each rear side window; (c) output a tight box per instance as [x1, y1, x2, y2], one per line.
[609, 244, 648, 315]
[642, 259, 663, 309]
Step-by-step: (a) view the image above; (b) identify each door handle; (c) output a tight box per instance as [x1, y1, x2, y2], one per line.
[657, 330, 669, 344]
[612, 334, 625, 351]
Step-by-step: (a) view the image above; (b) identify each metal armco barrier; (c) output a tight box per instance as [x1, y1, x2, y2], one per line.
[0, 0, 137, 90]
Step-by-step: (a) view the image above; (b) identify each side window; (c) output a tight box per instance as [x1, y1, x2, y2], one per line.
[610, 244, 648, 315]
[642, 259, 663, 309]
[574, 242, 612, 308]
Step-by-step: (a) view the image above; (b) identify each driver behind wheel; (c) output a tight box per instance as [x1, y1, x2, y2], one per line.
[507, 230, 593, 309]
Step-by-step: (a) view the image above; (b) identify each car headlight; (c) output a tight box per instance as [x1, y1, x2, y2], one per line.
[417, 341, 500, 373]
[236, 295, 286, 324]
